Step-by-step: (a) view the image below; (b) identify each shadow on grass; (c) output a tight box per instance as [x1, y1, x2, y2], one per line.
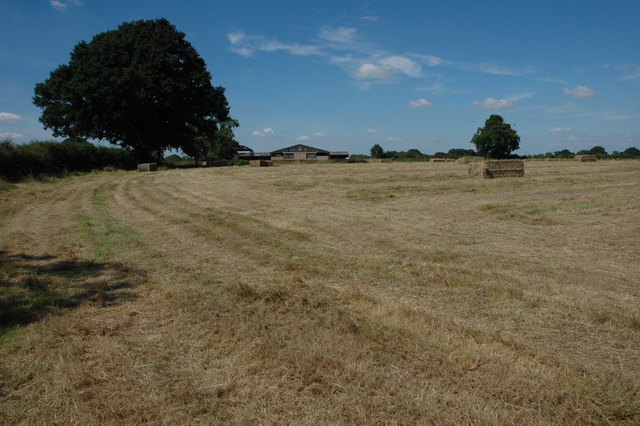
[0, 250, 144, 331]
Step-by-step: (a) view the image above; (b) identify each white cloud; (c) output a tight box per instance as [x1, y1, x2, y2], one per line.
[252, 128, 274, 137]
[409, 98, 432, 108]
[227, 32, 319, 57]
[387, 136, 402, 142]
[296, 133, 327, 141]
[361, 16, 380, 22]
[563, 86, 596, 99]
[355, 63, 395, 79]
[0, 112, 22, 122]
[473, 97, 513, 109]
[409, 53, 446, 67]
[50, 0, 82, 10]
[355, 56, 422, 80]
[508, 93, 534, 102]
[0, 132, 24, 140]
[366, 129, 379, 134]
[378, 56, 422, 77]
[227, 32, 245, 45]
[548, 127, 571, 132]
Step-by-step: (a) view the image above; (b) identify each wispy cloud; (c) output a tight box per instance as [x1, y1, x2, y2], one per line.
[296, 133, 327, 141]
[319, 27, 358, 44]
[50, 0, 82, 11]
[409, 98, 432, 108]
[227, 32, 320, 57]
[355, 63, 395, 79]
[228, 26, 528, 85]
[251, 128, 275, 136]
[387, 136, 402, 142]
[0, 112, 22, 122]
[603, 113, 640, 121]
[548, 127, 571, 132]
[378, 56, 422, 77]
[366, 129, 379, 134]
[563, 85, 596, 99]
[409, 53, 447, 67]
[361, 16, 380, 22]
[473, 97, 514, 109]
[0, 132, 24, 140]
[462, 63, 529, 76]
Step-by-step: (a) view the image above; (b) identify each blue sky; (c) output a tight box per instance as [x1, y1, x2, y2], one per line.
[1, 0, 639, 155]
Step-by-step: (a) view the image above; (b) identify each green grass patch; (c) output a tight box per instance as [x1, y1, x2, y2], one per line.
[0, 183, 17, 192]
[479, 202, 559, 225]
[273, 180, 318, 190]
[72, 182, 136, 260]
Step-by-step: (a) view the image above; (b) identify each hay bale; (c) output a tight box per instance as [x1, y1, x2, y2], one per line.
[137, 163, 157, 172]
[575, 155, 597, 162]
[469, 159, 524, 178]
[457, 156, 484, 164]
[432, 158, 447, 162]
[250, 160, 272, 167]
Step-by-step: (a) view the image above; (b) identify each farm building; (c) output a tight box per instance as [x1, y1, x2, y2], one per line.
[237, 144, 348, 161]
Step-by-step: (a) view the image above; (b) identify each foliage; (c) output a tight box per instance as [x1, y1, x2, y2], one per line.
[624, 147, 640, 156]
[0, 139, 135, 182]
[370, 144, 385, 158]
[446, 148, 477, 158]
[197, 119, 241, 161]
[471, 115, 520, 158]
[33, 18, 234, 162]
[369, 145, 430, 161]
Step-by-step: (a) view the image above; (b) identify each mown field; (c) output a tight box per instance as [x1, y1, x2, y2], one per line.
[1, 160, 639, 424]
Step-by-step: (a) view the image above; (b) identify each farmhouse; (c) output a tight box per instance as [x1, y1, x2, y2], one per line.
[237, 144, 349, 161]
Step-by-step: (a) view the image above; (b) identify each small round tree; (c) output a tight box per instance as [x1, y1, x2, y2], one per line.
[471, 115, 520, 158]
[370, 144, 385, 158]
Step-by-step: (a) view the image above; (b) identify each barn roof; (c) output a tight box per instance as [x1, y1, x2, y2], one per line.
[270, 144, 330, 155]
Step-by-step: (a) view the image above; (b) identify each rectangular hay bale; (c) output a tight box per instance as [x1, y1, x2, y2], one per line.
[469, 159, 524, 179]
[575, 155, 597, 162]
[250, 160, 272, 167]
[457, 156, 485, 164]
[137, 163, 157, 172]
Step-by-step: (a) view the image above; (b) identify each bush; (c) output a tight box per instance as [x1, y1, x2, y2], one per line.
[0, 139, 136, 182]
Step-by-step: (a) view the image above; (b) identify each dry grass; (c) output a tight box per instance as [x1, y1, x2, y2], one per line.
[1, 160, 639, 423]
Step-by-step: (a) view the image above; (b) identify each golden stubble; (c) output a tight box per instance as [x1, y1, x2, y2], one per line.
[1, 160, 639, 423]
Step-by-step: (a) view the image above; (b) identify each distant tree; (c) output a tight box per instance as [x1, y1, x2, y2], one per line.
[470, 115, 520, 158]
[447, 148, 476, 158]
[554, 149, 574, 159]
[405, 148, 423, 158]
[589, 146, 607, 156]
[577, 149, 591, 155]
[196, 119, 240, 161]
[623, 147, 640, 156]
[370, 144, 385, 158]
[33, 18, 234, 162]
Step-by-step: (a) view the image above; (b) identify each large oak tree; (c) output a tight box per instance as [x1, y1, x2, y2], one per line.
[471, 115, 520, 159]
[33, 18, 235, 162]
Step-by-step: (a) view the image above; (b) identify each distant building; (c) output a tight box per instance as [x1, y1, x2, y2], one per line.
[237, 144, 348, 161]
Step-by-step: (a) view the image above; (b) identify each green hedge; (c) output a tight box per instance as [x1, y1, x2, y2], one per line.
[0, 139, 136, 182]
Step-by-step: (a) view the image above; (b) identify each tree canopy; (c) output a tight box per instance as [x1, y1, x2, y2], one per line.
[33, 18, 235, 162]
[470, 115, 520, 159]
